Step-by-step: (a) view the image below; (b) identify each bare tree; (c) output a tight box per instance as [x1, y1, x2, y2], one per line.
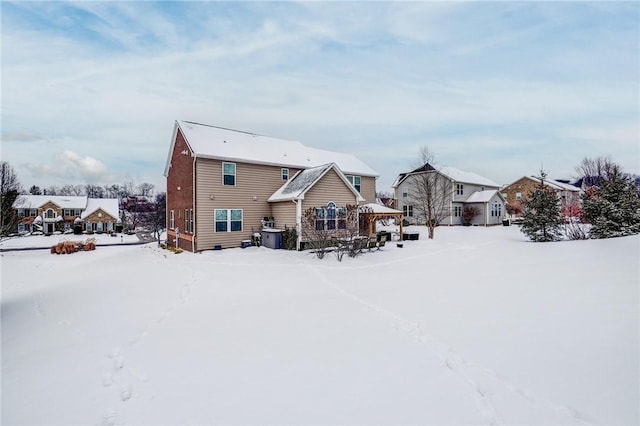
[0, 162, 23, 236]
[59, 184, 85, 196]
[408, 147, 452, 239]
[141, 192, 166, 245]
[85, 184, 105, 198]
[137, 182, 155, 197]
[575, 156, 620, 187]
[44, 186, 59, 196]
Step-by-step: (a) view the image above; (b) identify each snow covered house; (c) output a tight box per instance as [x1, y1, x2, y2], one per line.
[12, 195, 120, 234]
[393, 163, 505, 226]
[501, 176, 582, 218]
[164, 120, 379, 251]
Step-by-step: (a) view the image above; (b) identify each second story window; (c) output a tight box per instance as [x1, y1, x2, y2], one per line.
[516, 192, 522, 201]
[402, 187, 408, 198]
[456, 184, 464, 196]
[281, 168, 289, 181]
[347, 175, 361, 192]
[45, 209, 56, 219]
[223, 162, 236, 186]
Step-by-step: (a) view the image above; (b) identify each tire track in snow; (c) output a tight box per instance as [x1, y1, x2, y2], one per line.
[304, 262, 597, 426]
[99, 268, 199, 426]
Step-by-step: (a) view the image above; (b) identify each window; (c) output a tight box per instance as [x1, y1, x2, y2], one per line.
[491, 202, 502, 217]
[516, 192, 522, 201]
[18, 208, 25, 217]
[326, 202, 337, 230]
[184, 209, 194, 233]
[403, 205, 414, 217]
[63, 209, 71, 217]
[45, 209, 56, 219]
[29, 209, 37, 217]
[215, 209, 243, 232]
[337, 207, 347, 230]
[501, 193, 508, 201]
[18, 223, 25, 233]
[456, 184, 464, 196]
[223, 162, 236, 186]
[453, 206, 462, 217]
[314, 202, 345, 231]
[402, 187, 408, 198]
[85, 223, 93, 231]
[347, 175, 361, 192]
[170, 210, 175, 229]
[96, 222, 103, 232]
[315, 208, 325, 230]
[281, 168, 289, 181]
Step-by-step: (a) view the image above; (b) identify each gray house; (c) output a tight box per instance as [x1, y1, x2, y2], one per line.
[393, 163, 505, 226]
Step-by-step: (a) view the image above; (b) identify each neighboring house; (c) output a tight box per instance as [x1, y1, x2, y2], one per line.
[393, 163, 505, 226]
[164, 120, 379, 251]
[12, 195, 120, 234]
[501, 176, 582, 218]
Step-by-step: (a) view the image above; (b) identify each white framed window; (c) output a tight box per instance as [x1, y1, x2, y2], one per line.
[45, 209, 56, 219]
[170, 210, 175, 229]
[347, 175, 361, 192]
[516, 192, 522, 201]
[215, 209, 243, 232]
[18, 223, 25, 233]
[403, 205, 414, 217]
[96, 222, 104, 232]
[453, 206, 462, 217]
[30, 209, 37, 217]
[456, 184, 464, 196]
[281, 168, 289, 181]
[18, 208, 25, 217]
[85, 223, 93, 231]
[223, 162, 236, 186]
[491, 202, 502, 217]
[184, 209, 194, 233]
[402, 187, 408, 198]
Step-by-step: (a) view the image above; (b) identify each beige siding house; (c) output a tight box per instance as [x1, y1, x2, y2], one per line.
[164, 121, 378, 251]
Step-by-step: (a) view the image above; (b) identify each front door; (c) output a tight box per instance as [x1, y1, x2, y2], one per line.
[46, 223, 55, 234]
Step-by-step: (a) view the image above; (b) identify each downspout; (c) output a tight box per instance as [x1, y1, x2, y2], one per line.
[192, 155, 196, 252]
[292, 199, 302, 251]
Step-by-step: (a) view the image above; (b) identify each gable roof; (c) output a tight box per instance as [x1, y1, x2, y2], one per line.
[81, 198, 120, 220]
[165, 120, 378, 178]
[268, 163, 364, 203]
[393, 163, 499, 188]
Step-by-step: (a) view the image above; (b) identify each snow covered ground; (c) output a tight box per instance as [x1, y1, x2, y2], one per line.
[1, 226, 638, 425]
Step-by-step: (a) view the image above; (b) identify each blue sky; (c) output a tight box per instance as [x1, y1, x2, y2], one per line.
[2, 1, 638, 194]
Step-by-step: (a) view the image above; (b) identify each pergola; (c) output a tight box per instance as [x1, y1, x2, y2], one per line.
[359, 203, 404, 240]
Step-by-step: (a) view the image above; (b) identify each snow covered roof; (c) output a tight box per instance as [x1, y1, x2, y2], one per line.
[168, 121, 378, 177]
[464, 190, 499, 203]
[81, 198, 120, 220]
[359, 203, 403, 215]
[268, 163, 364, 203]
[393, 163, 499, 188]
[508, 176, 582, 193]
[13, 195, 88, 210]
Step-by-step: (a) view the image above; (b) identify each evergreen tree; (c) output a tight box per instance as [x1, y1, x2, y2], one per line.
[520, 170, 563, 242]
[581, 166, 640, 238]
